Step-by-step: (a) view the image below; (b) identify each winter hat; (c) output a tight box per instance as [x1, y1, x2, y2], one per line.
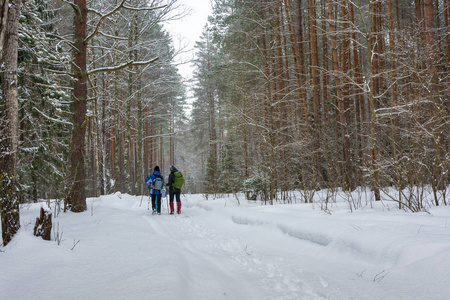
[170, 165, 178, 172]
[154, 166, 160, 172]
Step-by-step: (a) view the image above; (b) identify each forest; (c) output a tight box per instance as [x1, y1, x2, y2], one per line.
[1, 0, 449, 245]
[191, 0, 450, 209]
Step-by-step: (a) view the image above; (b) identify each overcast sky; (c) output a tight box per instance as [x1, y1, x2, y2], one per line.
[164, 0, 213, 80]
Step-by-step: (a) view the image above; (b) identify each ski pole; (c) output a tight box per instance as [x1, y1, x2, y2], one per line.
[167, 190, 169, 214]
[148, 194, 150, 210]
[139, 193, 144, 207]
[139, 182, 145, 207]
[140, 182, 148, 207]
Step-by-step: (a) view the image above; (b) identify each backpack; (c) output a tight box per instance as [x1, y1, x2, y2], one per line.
[152, 175, 164, 191]
[173, 171, 184, 190]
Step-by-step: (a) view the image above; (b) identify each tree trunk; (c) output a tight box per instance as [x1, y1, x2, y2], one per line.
[170, 104, 175, 166]
[320, 0, 329, 117]
[143, 106, 149, 176]
[160, 127, 164, 171]
[99, 71, 106, 195]
[207, 34, 218, 192]
[350, 3, 364, 187]
[340, 1, 353, 190]
[296, 0, 307, 126]
[259, 1, 274, 203]
[275, 0, 287, 199]
[119, 110, 125, 191]
[368, 0, 381, 201]
[294, 0, 313, 192]
[445, 0, 450, 96]
[65, 0, 88, 212]
[307, 0, 323, 184]
[150, 101, 156, 167]
[387, 0, 402, 208]
[137, 73, 143, 191]
[0, 0, 22, 246]
[127, 28, 133, 194]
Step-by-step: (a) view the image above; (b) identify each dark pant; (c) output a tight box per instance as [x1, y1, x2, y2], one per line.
[151, 194, 161, 213]
[169, 191, 181, 203]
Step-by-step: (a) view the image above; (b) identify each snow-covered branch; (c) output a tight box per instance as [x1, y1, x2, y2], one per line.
[85, 0, 127, 43]
[88, 57, 159, 75]
[85, 1, 166, 43]
[122, 4, 166, 12]
[33, 107, 73, 126]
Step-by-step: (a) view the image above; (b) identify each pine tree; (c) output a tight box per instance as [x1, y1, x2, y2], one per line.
[1, 0, 22, 246]
[17, 0, 70, 201]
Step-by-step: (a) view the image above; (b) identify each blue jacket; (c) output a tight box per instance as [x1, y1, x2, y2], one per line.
[145, 170, 164, 195]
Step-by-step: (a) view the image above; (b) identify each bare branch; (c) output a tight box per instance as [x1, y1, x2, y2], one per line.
[33, 107, 73, 126]
[122, 4, 166, 12]
[85, 0, 127, 43]
[96, 30, 128, 41]
[43, 68, 73, 77]
[85, 2, 168, 43]
[88, 57, 159, 75]
[87, 7, 102, 18]
[61, 0, 80, 14]
[46, 33, 77, 51]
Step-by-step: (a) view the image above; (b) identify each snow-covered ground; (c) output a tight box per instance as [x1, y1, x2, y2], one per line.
[1, 192, 450, 299]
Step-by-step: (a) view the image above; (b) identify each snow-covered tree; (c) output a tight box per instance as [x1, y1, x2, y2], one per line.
[1, 0, 22, 246]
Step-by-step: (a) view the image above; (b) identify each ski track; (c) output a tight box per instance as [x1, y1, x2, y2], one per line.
[182, 202, 333, 299]
[113, 199, 388, 299]
[140, 203, 328, 300]
[140, 208, 264, 299]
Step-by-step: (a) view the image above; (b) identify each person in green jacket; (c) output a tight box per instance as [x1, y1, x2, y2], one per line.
[167, 165, 182, 214]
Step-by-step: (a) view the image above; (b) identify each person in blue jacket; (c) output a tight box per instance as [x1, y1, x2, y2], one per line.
[145, 166, 165, 214]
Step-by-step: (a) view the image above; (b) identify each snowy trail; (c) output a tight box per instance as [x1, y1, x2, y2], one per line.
[174, 201, 349, 299]
[139, 211, 263, 299]
[148, 204, 330, 300]
[2, 193, 450, 300]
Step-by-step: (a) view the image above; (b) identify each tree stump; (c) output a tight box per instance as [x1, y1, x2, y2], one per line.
[34, 207, 52, 241]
